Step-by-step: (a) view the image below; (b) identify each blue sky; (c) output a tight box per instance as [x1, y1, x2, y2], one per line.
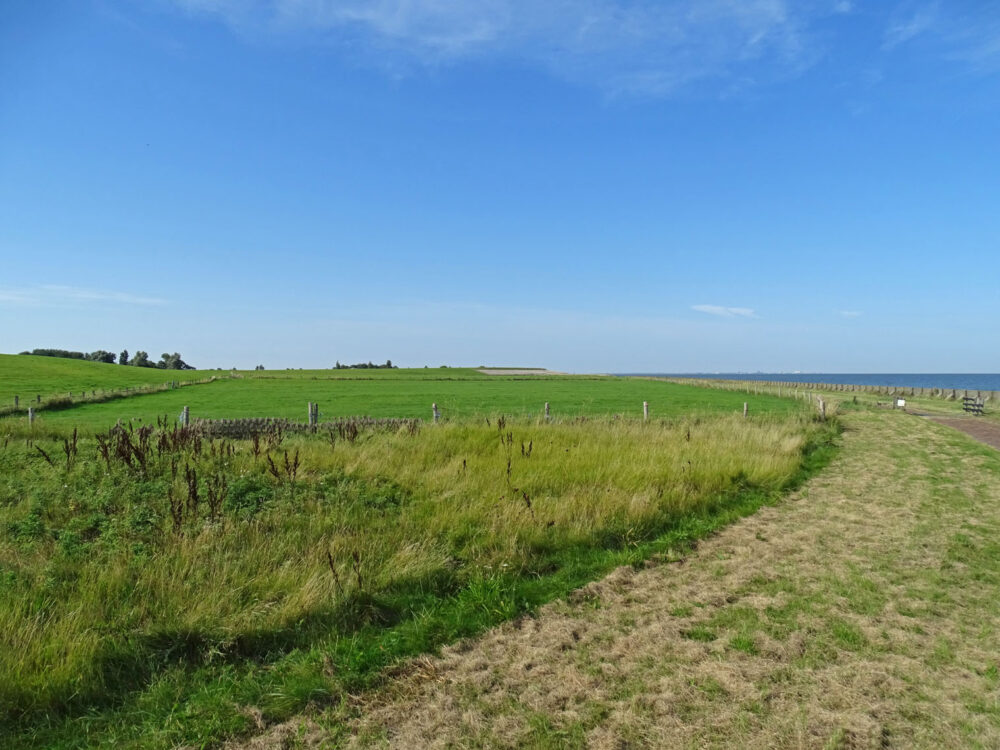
[1, 0, 998, 372]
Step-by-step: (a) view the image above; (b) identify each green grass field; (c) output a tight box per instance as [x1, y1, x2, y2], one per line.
[0, 413, 833, 749]
[248, 366, 492, 379]
[340, 411, 1000, 749]
[0, 355, 212, 405]
[0, 356, 494, 405]
[6, 372, 802, 430]
[0, 358, 830, 748]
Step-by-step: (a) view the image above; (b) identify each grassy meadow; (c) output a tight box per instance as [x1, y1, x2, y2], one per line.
[0, 361, 833, 748]
[6, 372, 801, 431]
[0, 354, 212, 405]
[342, 411, 1000, 749]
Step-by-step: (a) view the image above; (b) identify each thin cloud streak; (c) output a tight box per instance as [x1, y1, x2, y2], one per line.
[882, 2, 1000, 71]
[691, 304, 756, 318]
[171, 0, 837, 95]
[0, 285, 166, 307]
[884, 3, 939, 49]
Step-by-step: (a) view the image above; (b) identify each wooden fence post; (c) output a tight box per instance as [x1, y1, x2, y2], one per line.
[432, 403, 440, 423]
[643, 401, 649, 420]
[181, 406, 190, 426]
[544, 402, 550, 420]
[307, 402, 314, 426]
[818, 398, 826, 421]
[28, 408, 34, 425]
[13, 395, 18, 408]
[743, 402, 748, 418]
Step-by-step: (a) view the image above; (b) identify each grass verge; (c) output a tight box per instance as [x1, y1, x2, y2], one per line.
[0, 414, 836, 749]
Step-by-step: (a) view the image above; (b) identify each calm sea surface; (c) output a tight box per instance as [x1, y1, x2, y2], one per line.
[618, 374, 1000, 391]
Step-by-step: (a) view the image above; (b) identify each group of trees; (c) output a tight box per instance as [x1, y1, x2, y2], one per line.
[20, 348, 194, 370]
[117, 350, 193, 370]
[333, 360, 397, 369]
[18, 348, 115, 363]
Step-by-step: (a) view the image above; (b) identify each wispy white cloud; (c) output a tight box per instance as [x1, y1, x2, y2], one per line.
[882, 2, 1000, 71]
[0, 285, 166, 307]
[839, 310, 862, 318]
[884, 3, 939, 49]
[691, 304, 757, 318]
[170, 0, 841, 95]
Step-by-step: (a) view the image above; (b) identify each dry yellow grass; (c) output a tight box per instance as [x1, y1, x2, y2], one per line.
[0, 413, 815, 741]
[242, 411, 1000, 749]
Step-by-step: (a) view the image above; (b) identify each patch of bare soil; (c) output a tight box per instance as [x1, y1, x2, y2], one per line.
[236, 412, 1000, 749]
[928, 416, 1000, 451]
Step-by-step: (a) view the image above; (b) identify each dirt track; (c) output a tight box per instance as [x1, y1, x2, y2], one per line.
[237, 412, 1000, 749]
[927, 416, 1000, 451]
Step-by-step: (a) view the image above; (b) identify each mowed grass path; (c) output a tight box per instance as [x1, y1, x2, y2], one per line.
[331, 410, 1000, 749]
[22, 375, 801, 428]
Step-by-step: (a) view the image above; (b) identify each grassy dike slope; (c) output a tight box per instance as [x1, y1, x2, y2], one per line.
[0, 411, 829, 748]
[323, 410, 1000, 749]
[0, 354, 210, 404]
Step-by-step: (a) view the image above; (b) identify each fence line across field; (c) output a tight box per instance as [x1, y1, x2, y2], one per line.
[663, 377, 1000, 404]
[1, 375, 224, 419]
[170, 399, 780, 431]
[12, 395, 823, 429]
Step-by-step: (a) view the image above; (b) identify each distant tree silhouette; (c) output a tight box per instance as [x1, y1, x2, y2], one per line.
[332, 359, 398, 369]
[155, 352, 193, 370]
[130, 351, 152, 368]
[88, 350, 116, 364]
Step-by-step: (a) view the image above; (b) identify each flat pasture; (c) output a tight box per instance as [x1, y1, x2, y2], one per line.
[0, 357, 495, 408]
[0, 358, 817, 749]
[19, 374, 802, 428]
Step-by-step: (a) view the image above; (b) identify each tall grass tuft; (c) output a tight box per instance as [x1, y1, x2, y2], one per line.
[0, 412, 832, 741]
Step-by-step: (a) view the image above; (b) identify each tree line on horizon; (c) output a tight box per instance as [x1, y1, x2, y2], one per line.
[19, 348, 194, 370]
[334, 360, 397, 369]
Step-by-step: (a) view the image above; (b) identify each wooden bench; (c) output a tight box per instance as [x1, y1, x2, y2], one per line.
[963, 396, 985, 416]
